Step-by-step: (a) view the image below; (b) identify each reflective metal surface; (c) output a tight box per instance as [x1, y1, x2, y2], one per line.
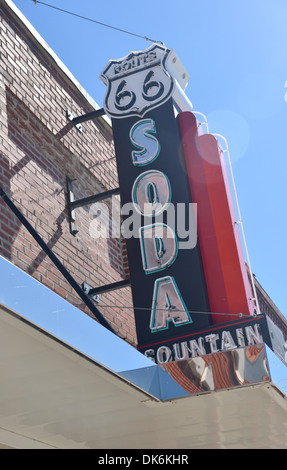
[1, 255, 287, 448]
[161, 344, 270, 394]
[0, 255, 152, 373]
[0, 301, 286, 449]
[0, 255, 280, 398]
[0, 255, 188, 400]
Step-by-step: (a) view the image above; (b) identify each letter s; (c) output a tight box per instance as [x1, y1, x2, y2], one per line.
[130, 119, 160, 166]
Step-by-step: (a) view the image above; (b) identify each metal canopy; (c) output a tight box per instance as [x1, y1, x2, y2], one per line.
[0, 306, 287, 449]
[0, 256, 287, 449]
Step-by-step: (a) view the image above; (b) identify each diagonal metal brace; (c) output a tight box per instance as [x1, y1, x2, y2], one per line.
[0, 187, 117, 335]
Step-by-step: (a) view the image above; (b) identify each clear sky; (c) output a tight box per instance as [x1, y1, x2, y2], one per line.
[11, 0, 287, 319]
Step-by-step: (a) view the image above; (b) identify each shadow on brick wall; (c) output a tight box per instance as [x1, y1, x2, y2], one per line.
[3, 87, 129, 290]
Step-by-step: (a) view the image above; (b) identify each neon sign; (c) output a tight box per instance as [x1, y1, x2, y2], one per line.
[101, 43, 255, 363]
[101, 44, 211, 353]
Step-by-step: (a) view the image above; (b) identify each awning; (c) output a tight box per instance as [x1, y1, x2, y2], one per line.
[0, 256, 286, 449]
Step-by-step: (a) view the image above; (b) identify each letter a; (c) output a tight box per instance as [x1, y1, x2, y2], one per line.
[150, 276, 192, 332]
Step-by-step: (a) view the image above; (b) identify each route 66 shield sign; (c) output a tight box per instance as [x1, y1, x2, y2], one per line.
[100, 43, 174, 119]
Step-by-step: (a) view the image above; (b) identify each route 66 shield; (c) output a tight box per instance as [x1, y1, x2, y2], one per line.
[100, 44, 174, 119]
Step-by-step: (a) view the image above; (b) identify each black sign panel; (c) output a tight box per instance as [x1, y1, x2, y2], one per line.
[138, 315, 272, 364]
[111, 98, 211, 349]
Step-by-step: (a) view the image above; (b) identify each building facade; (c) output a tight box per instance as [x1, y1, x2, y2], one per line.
[0, 0, 136, 345]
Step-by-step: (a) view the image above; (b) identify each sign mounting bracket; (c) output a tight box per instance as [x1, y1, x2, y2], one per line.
[83, 279, 131, 303]
[66, 176, 120, 236]
[66, 108, 106, 132]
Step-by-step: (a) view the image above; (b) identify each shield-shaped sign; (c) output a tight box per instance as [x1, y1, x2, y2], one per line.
[100, 43, 174, 119]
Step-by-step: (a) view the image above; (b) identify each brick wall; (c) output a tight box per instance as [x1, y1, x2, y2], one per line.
[0, 1, 136, 345]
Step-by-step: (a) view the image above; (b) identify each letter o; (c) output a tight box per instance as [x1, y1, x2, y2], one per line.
[156, 346, 172, 364]
[132, 170, 171, 217]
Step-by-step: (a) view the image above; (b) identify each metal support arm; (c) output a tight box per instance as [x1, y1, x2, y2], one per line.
[66, 108, 106, 132]
[71, 108, 105, 125]
[66, 176, 120, 236]
[88, 279, 131, 296]
[70, 187, 120, 211]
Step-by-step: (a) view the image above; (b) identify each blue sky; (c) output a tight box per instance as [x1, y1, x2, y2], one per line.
[11, 0, 287, 318]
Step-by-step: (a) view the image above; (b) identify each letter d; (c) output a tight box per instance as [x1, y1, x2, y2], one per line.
[139, 223, 178, 274]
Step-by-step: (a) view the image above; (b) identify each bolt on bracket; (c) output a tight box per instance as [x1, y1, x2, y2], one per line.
[66, 110, 83, 133]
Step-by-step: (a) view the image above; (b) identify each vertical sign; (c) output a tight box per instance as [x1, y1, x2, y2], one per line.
[101, 44, 211, 361]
